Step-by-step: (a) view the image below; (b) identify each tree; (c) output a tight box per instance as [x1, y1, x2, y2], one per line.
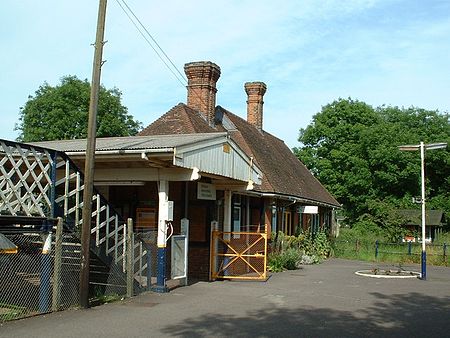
[15, 75, 142, 141]
[294, 98, 450, 228]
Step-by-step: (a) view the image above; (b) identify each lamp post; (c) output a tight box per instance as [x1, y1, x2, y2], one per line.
[398, 142, 447, 280]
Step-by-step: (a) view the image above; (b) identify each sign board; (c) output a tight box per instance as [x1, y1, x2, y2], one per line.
[136, 208, 157, 230]
[297, 205, 319, 214]
[197, 182, 216, 200]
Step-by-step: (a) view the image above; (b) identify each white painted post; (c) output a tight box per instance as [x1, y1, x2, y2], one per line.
[223, 190, 232, 241]
[420, 142, 427, 279]
[155, 180, 169, 292]
[96, 194, 100, 246]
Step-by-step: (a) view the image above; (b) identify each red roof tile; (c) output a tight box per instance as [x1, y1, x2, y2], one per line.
[138, 103, 339, 207]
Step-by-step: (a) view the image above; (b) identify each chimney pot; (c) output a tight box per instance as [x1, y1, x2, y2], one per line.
[245, 82, 267, 130]
[184, 61, 221, 125]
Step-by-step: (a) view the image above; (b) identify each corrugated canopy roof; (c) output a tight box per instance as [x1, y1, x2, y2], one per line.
[29, 133, 227, 153]
[27, 132, 261, 185]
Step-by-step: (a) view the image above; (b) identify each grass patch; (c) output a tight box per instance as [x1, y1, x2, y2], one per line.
[90, 293, 123, 307]
[333, 228, 450, 266]
[0, 303, 28, 322]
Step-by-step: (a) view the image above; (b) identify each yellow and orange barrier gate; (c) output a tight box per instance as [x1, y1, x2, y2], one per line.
[210, 225, 268, 281]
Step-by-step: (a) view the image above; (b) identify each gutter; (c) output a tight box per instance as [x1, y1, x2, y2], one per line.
[241, 190, 340, 209]
[65, 148, 174, 157]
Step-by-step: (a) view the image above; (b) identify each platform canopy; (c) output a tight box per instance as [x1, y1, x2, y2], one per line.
[30, 132, 262, 188]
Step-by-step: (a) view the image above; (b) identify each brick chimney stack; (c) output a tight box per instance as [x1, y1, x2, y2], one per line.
[245, 82, 267, 131]
[184, 61, 221, 125]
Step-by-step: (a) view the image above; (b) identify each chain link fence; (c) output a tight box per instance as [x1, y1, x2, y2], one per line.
[134, 230, 158, 290]
[1, 221, 155, 322]
[333, 239, 449, 266]
[0, 231, 82, 321]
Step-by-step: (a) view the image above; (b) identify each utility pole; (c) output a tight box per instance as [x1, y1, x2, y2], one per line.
[80, 0, 107, 308]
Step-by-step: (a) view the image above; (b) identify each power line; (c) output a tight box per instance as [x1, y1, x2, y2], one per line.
[120, 0, 187, 85]
[113, 0, 211, 116]
[114, 0, 186, 87]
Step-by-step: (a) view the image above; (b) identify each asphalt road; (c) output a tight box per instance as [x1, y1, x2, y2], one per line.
[1, 258, 450, 337]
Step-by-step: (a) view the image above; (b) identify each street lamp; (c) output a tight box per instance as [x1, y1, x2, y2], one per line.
[398, 142, 447, 280]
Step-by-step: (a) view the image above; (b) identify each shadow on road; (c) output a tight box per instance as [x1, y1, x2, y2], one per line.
[160, 292, 450, 337]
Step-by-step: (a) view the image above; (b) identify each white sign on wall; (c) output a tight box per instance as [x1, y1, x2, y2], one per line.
[297, 205, 319, 214]
[197, 182, 216, 200]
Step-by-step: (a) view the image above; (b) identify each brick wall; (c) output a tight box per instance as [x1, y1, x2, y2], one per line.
[184, 61, 221, 125]
[188, 244, 210, 281]
[245, 82, 267, 130]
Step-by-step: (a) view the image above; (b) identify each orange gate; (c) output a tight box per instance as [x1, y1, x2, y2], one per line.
[210, 225, 268, 281]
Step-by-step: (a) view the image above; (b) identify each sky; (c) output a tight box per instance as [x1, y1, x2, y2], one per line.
[1, 0, 449, 148]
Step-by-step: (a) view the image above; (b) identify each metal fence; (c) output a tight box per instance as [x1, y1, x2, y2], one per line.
[133, 229, 158, 290]
[375, 241, 448, 263]
[0, 138, 150, 287]
[210, 225, 268, 281]
[0, 219, 156, 323]
[0, 139, 158, 321]
[333, 239, 449, 266]
[0, 230, 79, 321]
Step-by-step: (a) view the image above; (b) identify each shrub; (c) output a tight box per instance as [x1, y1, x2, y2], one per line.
[268, 229, 331, 272]
[267, 252, 286, 272]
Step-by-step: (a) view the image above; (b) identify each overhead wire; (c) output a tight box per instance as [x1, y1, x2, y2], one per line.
[114, 0, 187, 87]
[113, 0, 211, 116]
[120, 0, 187, 85]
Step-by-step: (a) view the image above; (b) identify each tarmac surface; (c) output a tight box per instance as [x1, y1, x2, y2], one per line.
[1, 258, 450, 337]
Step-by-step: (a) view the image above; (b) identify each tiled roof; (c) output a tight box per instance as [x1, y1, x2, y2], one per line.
[397, 209, 446, 226]
[139, 103, 223, 136]
[220, 107, 340, 206]
[139, 103, 340, 207]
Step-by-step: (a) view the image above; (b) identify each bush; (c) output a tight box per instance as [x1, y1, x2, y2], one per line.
[267, 252, 286, 272]
[268, 229, 331, 272]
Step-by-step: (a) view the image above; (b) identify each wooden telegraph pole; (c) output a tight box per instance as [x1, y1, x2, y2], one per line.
[80, 0, 107, 308]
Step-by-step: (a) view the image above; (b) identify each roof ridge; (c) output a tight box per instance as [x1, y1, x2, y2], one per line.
[218, 106, 286, 143]
[138, 103, 185, 136]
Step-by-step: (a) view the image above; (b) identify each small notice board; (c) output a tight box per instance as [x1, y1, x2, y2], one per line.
[136, 207, 157, 230]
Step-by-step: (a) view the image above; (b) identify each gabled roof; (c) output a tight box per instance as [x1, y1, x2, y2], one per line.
[139, 103, 223, 135]
[397, 209, 446, 227]
[138, 103, 340, 207]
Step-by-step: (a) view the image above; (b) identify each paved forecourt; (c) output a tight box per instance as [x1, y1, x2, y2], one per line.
[1, 258, 449, 337]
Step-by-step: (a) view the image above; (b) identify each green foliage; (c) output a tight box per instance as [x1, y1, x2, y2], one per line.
[294, 98, 450, 230]
[268, 248, 301, 272]
[333, 228, 450, 266]
[268, 230, 331, 272]
[312, 230, 332, 259]
[433, 231, 450, 245]
[15, 75, 142, 141]
[0, 303, 27, 321]
[267, 252, 287, 272]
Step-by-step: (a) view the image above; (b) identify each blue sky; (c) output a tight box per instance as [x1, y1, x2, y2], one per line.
[1, 0, 449, 148]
